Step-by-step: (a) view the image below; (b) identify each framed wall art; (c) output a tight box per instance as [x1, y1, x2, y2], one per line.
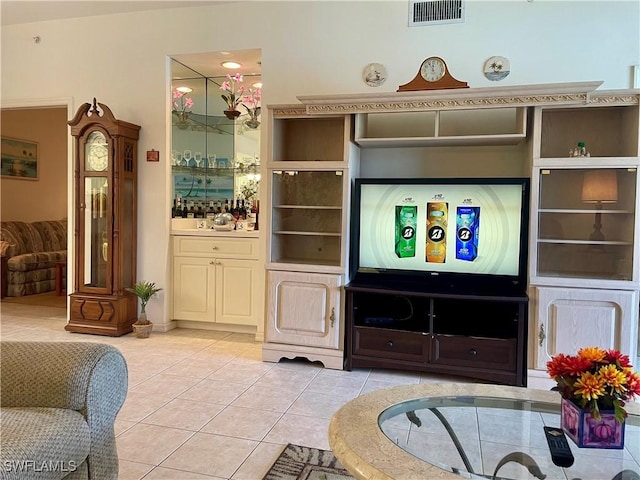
[1, 136, 38, 180]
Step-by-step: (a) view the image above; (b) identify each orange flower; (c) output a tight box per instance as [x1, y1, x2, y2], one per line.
[578, 346, 606, 363]
[574, 372, 606, 401]
[549, 347, 638, 424]
[597, 364, 628, 394]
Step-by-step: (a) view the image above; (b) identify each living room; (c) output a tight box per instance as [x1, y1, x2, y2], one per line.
[3, 1, 638, 333]
[2, 1, 639, 479]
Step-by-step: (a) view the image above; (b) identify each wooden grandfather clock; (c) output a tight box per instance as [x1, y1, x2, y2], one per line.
[66, 99, 140, 336]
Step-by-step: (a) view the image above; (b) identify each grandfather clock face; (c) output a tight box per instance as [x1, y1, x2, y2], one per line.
[85, 131, 108, 172]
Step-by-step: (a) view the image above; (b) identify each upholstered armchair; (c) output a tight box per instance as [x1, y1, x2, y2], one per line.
[0, 341, 128, 479]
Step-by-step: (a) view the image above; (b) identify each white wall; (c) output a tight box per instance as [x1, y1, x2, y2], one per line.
[2, 1, 638, 328]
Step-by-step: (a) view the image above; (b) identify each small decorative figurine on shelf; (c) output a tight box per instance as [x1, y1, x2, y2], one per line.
[569, 141, 590, 157]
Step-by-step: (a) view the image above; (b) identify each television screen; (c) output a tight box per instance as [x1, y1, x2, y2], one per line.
[351, 178, 530, 293]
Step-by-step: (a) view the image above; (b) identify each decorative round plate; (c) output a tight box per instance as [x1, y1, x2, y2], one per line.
[483, 56, 510, 81]
[363, 63, 387, 87]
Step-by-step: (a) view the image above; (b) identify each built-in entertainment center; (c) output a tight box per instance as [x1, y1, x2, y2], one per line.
[345, 178, 530, 385]
[262, 83, 639, 388]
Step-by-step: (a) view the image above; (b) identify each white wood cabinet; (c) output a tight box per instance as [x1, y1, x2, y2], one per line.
[263, 270, 343, 369]
[265, 270, 341, 348]
[172, 235, 261, 328]
[528, 101, 640, 381]
[532, 286, 639, 370]
[262, 108, 356, 369]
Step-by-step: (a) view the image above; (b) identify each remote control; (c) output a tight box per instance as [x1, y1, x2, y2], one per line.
[544, 426, 574, 468]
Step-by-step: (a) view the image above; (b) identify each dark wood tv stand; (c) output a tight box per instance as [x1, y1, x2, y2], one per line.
[344, 282, 528, 386]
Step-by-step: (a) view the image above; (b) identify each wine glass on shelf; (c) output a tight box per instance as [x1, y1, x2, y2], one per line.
[183, 150, 193, 167]
[195, 152, 202, 169]
[177, 152, 186, 166]
[208, 154, 216, 170]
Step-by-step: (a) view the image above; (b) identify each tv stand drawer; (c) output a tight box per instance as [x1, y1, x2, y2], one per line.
[354, 327, 429, 363]
[432, 335, 517, 372]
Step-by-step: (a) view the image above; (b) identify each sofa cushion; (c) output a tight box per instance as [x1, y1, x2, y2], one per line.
[7, 251, 67, 272]
[0, 407, 91, 480]
[31, 220, 67, 253]
[0, 221, 43, 256]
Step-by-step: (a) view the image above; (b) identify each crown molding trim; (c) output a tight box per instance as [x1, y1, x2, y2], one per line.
[291, 81, 639, 115]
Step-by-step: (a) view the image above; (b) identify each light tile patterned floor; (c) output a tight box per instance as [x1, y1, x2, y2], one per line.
[0, 302, 473, 479]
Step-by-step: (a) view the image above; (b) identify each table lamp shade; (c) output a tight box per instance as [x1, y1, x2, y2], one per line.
[581, 170, 618, 203]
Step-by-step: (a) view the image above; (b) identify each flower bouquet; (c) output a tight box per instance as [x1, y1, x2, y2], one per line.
[220, 73, 245, 119]
[172, 89, 194, 125]
[547, 347, 640, 448]
[241, 87, 261, 129]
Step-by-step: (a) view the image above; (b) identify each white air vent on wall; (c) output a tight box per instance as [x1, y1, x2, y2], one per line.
[409, 0, 464, 26]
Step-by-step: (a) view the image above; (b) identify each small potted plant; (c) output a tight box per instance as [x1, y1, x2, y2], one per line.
[220, 73, 245, 119]
[172, 88, 194, 128]
[125, 281, 162, 338]
[241, 87, 261, 129]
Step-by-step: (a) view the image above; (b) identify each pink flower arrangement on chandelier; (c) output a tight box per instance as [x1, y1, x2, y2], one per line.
[220, 73, 246, 111]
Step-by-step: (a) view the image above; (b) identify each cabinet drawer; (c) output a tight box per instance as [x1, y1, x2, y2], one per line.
[354, 327, 429, 363]
[432, 335, 517, 372]
[173, 236, 258, 259]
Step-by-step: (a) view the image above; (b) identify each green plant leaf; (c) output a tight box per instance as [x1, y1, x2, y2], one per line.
[125, 281, 162, 311]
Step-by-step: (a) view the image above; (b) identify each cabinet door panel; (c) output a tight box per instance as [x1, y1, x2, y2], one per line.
[173, 257, 215, 322]
[534, 287, 638, 369]
[267, 271, 341, 349]
[216, 259, 258, 326]
[550, 303, 618, 354]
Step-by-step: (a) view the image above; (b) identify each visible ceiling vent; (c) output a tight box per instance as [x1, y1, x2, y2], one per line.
[409, 0, 465, 26]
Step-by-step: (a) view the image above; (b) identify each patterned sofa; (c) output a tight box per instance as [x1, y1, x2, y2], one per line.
[0, 220, 67, 297]
[0, 341, 128, 480]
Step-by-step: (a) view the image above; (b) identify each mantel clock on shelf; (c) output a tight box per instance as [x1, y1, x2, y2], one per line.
[66, 98, 141, 336]
[398, 56, 468, 92]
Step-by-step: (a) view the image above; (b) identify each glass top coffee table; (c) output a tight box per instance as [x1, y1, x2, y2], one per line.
[329, 384, 640, 480]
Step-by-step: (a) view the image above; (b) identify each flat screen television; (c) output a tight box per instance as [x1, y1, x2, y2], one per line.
[350, 177, 530, 296]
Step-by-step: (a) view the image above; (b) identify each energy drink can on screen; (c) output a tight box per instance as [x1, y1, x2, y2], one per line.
[456, 206, 480, 261]
[425, 202, 448, 263]
[395, 205, 417, 258]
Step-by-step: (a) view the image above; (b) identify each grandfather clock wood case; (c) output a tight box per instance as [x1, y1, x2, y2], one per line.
[66, 99, 140, 336]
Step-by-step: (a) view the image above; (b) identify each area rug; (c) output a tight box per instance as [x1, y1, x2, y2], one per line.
[263, 443, 354, 480]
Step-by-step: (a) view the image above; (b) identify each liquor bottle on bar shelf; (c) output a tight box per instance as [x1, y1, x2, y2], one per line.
[195, 203, 204, 219]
